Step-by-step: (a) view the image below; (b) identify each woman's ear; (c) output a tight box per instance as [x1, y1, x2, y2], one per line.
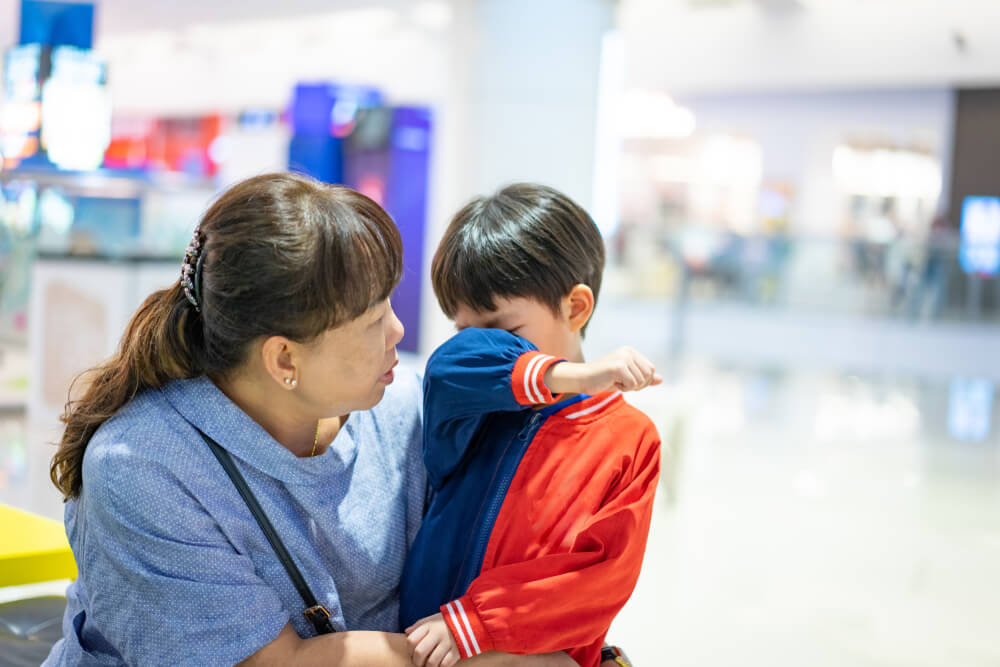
[564, 284, 595, 334]
[260, 335, 299, 389]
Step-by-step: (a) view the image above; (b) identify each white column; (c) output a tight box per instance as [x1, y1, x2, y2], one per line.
[421, 0, 614, 353]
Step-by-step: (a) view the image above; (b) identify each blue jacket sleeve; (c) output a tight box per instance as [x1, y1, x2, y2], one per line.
[422, 328, 564, 489]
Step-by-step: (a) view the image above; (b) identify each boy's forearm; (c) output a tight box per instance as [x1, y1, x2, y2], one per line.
[542, 362, 584, 395]
[543, 347, 662, 396]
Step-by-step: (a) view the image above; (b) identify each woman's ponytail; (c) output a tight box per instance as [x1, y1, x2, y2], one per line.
[50, 283, 199, 500]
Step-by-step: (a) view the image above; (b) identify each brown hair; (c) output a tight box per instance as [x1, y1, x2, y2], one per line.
[431, 183, 605, 330]
[51, 172, 402, 500]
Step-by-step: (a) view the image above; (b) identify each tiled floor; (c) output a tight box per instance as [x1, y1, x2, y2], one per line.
[608, 364, 1000, 667]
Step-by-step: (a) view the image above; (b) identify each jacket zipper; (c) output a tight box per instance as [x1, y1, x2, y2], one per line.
[467, 411, 544, 581]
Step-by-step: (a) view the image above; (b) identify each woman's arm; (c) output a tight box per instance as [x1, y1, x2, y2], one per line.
[467, 652, 578, 667]
[239, 624, 577, 666]
[239, 625, 411, 666]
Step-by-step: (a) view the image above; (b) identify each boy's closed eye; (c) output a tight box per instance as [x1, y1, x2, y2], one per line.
[452, 322, 523, 337]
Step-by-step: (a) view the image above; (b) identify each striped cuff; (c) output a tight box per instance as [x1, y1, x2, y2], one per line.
[511, 351, 565, 405]
[441, 597, 491, 659]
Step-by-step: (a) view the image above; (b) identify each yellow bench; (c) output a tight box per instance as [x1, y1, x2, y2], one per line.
[0, 504, 77, 587]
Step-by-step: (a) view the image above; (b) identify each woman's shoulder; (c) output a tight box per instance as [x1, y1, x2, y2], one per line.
[90, 385, 189, 445]
[76, 386, 235, 552]
[82, 387, 201, 494]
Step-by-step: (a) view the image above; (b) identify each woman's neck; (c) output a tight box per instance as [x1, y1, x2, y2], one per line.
[214, 370, 343, 458]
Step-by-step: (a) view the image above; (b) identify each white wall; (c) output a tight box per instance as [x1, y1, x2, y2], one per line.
[0, 0, 16, 51]
[621, 0, 1000, 93]
[94, 9, 451, 115]
[418, 0, 614, 352]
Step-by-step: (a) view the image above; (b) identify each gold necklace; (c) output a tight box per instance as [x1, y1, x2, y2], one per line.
[311, 419, 321, 457]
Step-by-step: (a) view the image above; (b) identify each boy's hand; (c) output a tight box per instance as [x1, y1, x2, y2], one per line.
[406, 613, 461, 667]
[545, 347, 662, 396]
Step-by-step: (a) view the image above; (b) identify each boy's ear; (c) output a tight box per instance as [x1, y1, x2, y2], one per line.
[565, 284, 595, 333]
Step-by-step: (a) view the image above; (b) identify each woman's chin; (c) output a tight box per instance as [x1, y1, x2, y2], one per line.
[361, 384, 389, 410]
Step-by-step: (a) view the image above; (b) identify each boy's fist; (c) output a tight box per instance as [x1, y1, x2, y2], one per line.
[405, 613, 460, 667]
[545, 347, 662, 396]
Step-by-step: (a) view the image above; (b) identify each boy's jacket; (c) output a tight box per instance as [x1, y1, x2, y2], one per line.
[400, 328, 660, 666]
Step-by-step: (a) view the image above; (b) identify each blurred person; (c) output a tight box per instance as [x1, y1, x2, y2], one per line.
[888, 219, 921, 314]
[43, 173, 576, 667]
[865, 196, 901, 288]
[400, 184, 661, 667]
[916, 212, 959, 319]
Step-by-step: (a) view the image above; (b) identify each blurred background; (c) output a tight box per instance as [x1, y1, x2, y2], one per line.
[0, 0, 998, 665]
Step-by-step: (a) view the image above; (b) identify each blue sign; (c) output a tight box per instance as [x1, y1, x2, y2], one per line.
[948, 378, 994, 442]
[19, 1, 94, 49]
[959, 196, 1000, 276]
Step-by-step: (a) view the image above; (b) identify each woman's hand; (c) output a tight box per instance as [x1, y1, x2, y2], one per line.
[239, 624, 413, 666]
[238, 622, 574, 667]
[466, 652, 577, 666]
[544, 347, 662, 396]
[406, 613, 461, 667]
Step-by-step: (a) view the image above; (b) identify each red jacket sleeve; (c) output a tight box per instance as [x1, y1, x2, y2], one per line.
[439, 431, 661, 658]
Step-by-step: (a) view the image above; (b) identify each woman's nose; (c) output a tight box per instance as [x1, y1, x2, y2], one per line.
[387, 306, 405, 346]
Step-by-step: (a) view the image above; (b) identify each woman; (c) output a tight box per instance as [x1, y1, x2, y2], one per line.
[43, 173, 572, 666]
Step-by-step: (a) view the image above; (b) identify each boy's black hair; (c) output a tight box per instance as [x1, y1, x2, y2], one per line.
[431, 183, 605, 333]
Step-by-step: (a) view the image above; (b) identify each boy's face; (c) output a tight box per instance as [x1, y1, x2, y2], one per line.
[453, 295, 581, 360]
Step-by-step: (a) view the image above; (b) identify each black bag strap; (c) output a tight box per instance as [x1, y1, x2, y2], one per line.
[196, 428, 335, 635]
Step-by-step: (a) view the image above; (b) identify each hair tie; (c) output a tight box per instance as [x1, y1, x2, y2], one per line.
[180, 226, 203, 312]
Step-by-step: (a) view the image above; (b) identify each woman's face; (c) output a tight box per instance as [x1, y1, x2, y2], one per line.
[297, 299, 404, 416]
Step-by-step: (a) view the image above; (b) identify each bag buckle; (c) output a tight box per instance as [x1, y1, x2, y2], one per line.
[601, 645, 633, 667]
[304, 604, 335, 635]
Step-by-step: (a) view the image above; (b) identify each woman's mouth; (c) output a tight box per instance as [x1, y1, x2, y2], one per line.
[379, 359, 399, 384]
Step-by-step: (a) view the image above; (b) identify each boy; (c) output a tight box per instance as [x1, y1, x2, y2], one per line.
[400, 184, 661, 667]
